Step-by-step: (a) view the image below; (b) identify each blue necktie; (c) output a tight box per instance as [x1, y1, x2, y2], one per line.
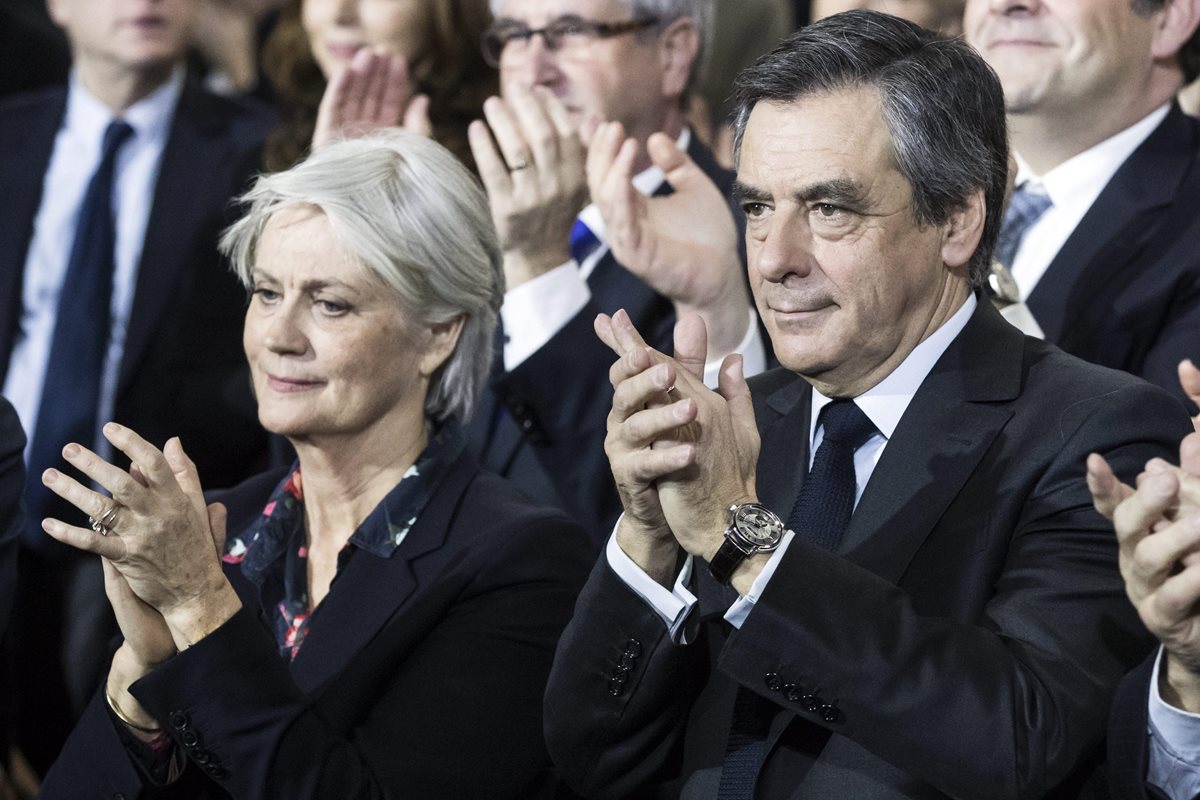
[569, 218, 600, 265]
[993, 182, 1052, 269]
[23, 119, 135, 550]
[786, 400, 878, 552]
[716, 400, 877, 799]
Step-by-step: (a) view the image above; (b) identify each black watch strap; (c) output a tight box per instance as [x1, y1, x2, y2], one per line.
[708, 539, 748, 586]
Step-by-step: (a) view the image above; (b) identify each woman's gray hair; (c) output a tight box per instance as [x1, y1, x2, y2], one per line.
[220, 130, 504, 424]
[732, 10, 1009, 288]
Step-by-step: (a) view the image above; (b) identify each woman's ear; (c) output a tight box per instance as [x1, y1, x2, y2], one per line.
[418, 315, 465, 378]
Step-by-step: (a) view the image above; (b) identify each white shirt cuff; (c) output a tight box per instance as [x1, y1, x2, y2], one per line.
[1147, 645, 1200, 800]
[605, 518, 697, 642]
[723, 531, 795, 629]
[703, 309, 767, 389]
[500, 261, 590, 370]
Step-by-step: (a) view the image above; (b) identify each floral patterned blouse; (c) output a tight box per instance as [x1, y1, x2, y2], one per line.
[220, 423, 466, 662]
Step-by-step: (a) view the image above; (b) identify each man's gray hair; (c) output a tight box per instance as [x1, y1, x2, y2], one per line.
[220, 130, 504, 424]
[731, 10, 1009, 287]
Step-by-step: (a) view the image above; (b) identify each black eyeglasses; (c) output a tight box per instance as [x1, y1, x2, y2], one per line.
[481, 15, 660, 67]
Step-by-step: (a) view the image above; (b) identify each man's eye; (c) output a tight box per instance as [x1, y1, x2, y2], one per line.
[549, 20, 587, 37]
[742, 202, 769, 218]
[815, 203, 842, 217]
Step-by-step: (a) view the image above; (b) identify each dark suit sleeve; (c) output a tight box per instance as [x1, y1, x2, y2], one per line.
[0, 398, 25, 642]
[113, 515, 587, 800]
[548, 381, 1185, 799]
[495, 294, 674, 540]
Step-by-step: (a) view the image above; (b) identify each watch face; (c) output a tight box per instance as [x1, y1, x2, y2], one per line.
[734, 504, 783, 546]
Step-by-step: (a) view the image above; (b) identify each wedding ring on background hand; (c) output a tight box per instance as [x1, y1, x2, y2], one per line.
[89, 503, 120, 536]
[509, 158, 529, 171]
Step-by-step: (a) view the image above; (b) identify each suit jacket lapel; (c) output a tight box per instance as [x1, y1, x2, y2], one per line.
[286, 454, 479, 693]
[839, 300, 1019, 584]
[1028, 105, 1193, 343]
[0, 89, 65, 377]
[118, 83, 237, 395]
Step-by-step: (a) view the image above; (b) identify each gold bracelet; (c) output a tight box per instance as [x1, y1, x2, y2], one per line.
[104, 684, 163, 734]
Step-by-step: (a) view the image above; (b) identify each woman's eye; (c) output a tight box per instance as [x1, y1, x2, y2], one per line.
[318, 299, 350, 315]
[253, 287, 280, 303]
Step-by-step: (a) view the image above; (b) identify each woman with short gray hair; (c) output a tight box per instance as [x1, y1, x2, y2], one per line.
[36, 130, 592, 799]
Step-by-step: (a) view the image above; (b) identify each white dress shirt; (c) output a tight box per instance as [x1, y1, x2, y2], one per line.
[499, 127, 766, 388]
[1008, 104, 1169, 302]
[607, 294, 978, 639]
[2, 68, 184, 460]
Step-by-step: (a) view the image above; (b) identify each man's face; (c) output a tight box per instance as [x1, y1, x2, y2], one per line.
[493, 0, 670, 141]
[49, 0, 192, 73]
[964, 0, 1157, 115]
[812, 0, 964, 34]
[737, 90, 964, 396]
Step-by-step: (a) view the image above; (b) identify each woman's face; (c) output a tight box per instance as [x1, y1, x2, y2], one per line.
[302, 0, 426, 78]
[244, 205, 448, 445]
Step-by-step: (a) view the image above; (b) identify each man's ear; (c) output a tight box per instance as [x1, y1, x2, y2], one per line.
[1151, 0, 1200, 66]
[941, 188, 986, 273]
[658, 17, 700, 101]
[418, 316, 465, 378]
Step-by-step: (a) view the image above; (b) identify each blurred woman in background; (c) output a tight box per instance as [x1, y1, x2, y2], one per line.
[263, 0, 495, 171]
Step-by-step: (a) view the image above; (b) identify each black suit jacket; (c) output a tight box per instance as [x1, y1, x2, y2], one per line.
[39, 450, 594, 799]
[1027, 104, 1200, 411]
[0, 398, 25, 640]
[1106, 654, 1169, 800]
[545, 299, 1192, 799]
[0, 81, 273, 493]
[469, 137, 739, 542]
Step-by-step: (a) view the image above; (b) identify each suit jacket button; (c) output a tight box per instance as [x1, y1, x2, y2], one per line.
[608, 677, 625, 697]
[624, 638, 642, 657]
[193, 749, 212, 765]
[783, 683, 802, 702]
[800, 693, 820, 712]
[819, 704, 841, 723]
[168, 711, 189, 731]
[181, 729, 200, 748]
[764, 672, 783, 692]
[619, 652, 636, 669]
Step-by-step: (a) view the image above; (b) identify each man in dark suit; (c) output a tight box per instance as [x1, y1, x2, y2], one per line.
[544, 12, 1193, 798]
[467, 0, 765, 540]
[0, 0, 272, 774]
[1089, 368, 1200, 799]
[964, 0, 1200, 410]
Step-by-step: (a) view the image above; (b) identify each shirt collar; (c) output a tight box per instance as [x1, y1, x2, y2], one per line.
[578, 126, 692, 240]
[1014, 103, 1169, 211]
[64, 65, 186, 151]
[810, 293, 977, 443]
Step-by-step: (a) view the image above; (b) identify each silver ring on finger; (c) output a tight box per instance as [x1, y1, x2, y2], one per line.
[509, 157, 530, 171]
[88, 503, 121, 536]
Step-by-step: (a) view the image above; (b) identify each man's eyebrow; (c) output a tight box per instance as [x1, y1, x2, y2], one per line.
[795, 178, 868, 207]
[731, 181, 771, 204]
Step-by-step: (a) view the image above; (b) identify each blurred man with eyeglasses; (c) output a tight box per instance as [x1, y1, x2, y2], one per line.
[466, 0, 766, 542]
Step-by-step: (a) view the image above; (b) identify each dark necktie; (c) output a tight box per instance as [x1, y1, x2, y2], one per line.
[786, 400, 878, 552]
[569, 218, 601, 265]
[23, 119, 135, 550]
[716, 400, 877, 799]
[992, 182, 1052, 270]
